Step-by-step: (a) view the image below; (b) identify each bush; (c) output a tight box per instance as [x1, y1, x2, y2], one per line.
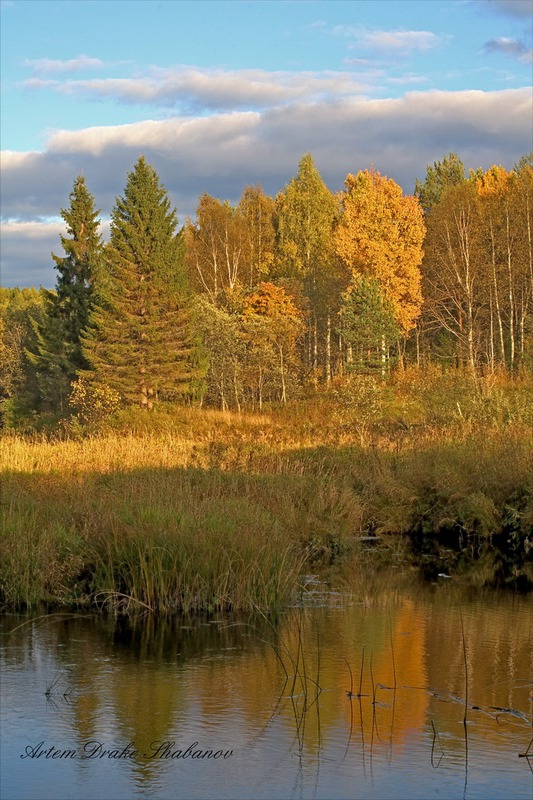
[68, 378, 121, 431]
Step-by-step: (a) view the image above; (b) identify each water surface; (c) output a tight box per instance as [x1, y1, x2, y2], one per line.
[1, 580, 531, 799]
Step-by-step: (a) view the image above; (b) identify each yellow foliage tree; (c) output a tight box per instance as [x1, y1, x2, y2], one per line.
[335, 169, 425, 333]
[242, 282, 303, 405]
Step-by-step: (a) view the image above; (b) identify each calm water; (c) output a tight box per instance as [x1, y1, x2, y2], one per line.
[1, 580, 532, 800]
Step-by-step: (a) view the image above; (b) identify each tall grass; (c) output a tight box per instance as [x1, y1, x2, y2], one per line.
[0, 467, 311, 613]
[2, 375, 532, 612]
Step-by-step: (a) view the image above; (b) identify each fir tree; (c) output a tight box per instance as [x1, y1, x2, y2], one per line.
[28, 176, 103, 412]
[83, 156, 203, 408]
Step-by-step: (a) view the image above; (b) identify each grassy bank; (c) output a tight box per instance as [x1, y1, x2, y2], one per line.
[1, 373, 532, 612]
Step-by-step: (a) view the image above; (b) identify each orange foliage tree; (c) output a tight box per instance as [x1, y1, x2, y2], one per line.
[335, 169, 425, 335]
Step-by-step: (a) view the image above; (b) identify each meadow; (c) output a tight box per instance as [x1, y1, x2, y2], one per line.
[1, 368, 532, 614]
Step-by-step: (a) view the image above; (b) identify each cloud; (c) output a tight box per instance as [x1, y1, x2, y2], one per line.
[387, 74, 431, 86]
[2, 88, 531, 287]
[482, 0, 533, 18]
[483, 37, 533, 62]
[327, 24, 443, 56]
[0, 221, 64, 288]
[22, 66, 372, 111]
[359, 29, 441, 54]
[24, 55, 105, 74]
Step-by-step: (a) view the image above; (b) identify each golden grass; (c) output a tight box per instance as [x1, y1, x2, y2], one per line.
[2, 379, 532, 612]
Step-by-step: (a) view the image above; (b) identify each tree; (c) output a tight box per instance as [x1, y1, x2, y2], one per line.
[185, 193, 247, 301]
[193, 296, 245, 411]
[335, 169, 425, 337]
[274, 153, 342, 380]
[338, 278, 400, 375]
[415, 153, 465, 215]
[512, 163, 533, 368]
[0, 288, 46, 426]
[83, 156, 203, 409]
[28, 176, 103, 412]
[421, 179, 485, 372]
[241, 282, 304, 405]
[238, 184, 276, 289]
[50, 176, 103, 358]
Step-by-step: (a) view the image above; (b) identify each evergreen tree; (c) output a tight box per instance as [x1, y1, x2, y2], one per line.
[28, 176, 103, 412]
[0, 288, 46, 427]
[338, 278, 400, 375]
[51, 176, 103, 357]
[83, 156, 203, 408]
[414, 152, 465, 215]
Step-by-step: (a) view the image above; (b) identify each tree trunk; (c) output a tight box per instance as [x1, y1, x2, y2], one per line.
[506, 208, 515, 370]
[279, 345, 286, 404]
[325, 314, 331, 385]
[489, 217, 506, 365]
[233, 364, 241, 413]
[313, 317, 318, 372]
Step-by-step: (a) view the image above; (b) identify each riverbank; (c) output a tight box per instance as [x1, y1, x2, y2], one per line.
[2, 378, 532, 612]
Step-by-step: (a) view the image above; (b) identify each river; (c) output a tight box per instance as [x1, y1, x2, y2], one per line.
[1, 578, 531, 799]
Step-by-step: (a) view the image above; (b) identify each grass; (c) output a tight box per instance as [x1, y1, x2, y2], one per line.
[1, 371, 532, 613]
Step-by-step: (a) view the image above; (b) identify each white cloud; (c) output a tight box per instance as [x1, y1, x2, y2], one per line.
[328, 24, 443, 56]
[387, 74, 431, 86]
[24, 55, 105, 74]
[23, 66, 372, 111]
[360, 29, 441, 53]
[1, 88, 531, 287]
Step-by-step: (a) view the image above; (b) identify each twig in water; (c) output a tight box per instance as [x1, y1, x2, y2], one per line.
[389, 614, 397, 690]
[460, 611, 468, 726]
[344, 657, 354, 698]
[370, 651, 382, 742]
[44, 673, 61, 697]
[358, 647, 366, 698]
[315, 619, 321, 703]
[518, 737, 533, 758]
[430, 719, 444, 768]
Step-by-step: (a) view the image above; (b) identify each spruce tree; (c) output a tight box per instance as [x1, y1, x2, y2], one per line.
[83, 156, 202, 408]
[338, 278, 400, 375]
[28, 176, 103, 412]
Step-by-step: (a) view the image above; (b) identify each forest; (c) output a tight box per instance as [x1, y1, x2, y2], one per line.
[1, 150, 532, 426]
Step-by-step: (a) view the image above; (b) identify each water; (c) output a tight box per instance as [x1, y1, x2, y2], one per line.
[1, 580, 532, 799]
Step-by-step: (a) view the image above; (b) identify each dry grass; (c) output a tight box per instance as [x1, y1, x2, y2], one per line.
[2, 376, 532, 612]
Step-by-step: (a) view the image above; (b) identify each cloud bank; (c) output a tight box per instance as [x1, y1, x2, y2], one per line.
[2, 87, 531, 287]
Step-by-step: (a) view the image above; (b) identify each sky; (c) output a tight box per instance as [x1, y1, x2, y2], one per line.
[1, 0, 532, 289]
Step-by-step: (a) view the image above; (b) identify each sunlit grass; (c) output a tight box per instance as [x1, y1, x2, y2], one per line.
[2, 375, 532, 612]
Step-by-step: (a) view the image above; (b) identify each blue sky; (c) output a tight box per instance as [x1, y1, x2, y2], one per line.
[1, 0, 532, 287]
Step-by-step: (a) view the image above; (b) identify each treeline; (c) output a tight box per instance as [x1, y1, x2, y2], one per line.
[1, 151, 532, 428]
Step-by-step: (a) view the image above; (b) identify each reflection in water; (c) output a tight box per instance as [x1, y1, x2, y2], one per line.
[1, 582, 531, 800]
